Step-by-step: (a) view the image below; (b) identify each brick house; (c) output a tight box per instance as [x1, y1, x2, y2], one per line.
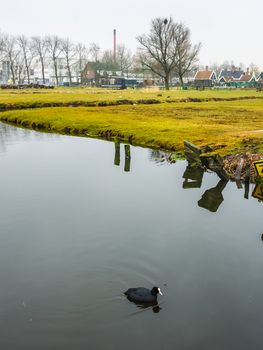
[194, 69, 217, 87]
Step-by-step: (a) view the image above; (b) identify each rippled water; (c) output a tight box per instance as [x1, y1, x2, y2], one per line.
[0, 122, 262, 350]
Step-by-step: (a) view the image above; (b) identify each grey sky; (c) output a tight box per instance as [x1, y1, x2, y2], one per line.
[1, 0, 262, 68]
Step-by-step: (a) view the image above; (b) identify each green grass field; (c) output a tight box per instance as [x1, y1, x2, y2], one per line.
[1, 87, 262, 155]
[1, 87, 263, 106]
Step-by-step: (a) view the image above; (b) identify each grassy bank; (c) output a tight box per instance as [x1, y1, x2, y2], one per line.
[1, 87, 263, 110]
[1, 97, 263, 155]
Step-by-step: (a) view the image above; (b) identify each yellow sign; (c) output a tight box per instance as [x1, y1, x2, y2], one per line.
[253, 160, 263, 177]
[252, 184, 263, 201]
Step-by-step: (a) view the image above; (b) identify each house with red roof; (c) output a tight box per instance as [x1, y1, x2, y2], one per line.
[218, 68, 257, 87]
[238, 73, 257, 87]
[194, 68, 217, 87]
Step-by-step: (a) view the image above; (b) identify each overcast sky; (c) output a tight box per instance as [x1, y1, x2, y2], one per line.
[1, 0, 262, 68]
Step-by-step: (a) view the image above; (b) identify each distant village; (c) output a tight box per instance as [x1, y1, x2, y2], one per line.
[80, 64, 263, 89]
[193, 66, 263, 89]
[1, 57, 262, 90]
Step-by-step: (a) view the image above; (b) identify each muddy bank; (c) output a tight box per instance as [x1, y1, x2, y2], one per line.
[223, 153, 263, 181]
[184, 140, 263, 182]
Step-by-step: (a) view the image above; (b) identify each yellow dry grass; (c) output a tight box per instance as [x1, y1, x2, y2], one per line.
[1, 96, 262, 155]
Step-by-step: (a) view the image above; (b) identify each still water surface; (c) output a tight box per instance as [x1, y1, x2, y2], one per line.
[0, 122, 262, 350]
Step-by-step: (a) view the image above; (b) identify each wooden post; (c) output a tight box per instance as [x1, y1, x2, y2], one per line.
[184, 140, 202, 167]
[184, 140, 202, 154]
[235, 158, 244, 189]
[114, 141, 120, 166]
[184, 140, 229, 181]
[124, 145, 131, 172]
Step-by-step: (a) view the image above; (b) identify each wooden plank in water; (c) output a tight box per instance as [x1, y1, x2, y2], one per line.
[184, 140, 202, 155]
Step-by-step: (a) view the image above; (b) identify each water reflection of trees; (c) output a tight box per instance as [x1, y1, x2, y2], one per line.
[0, 123, 34, 153]
[0, 122, 61, 154]
[0, 123, 19, 153]
[149, 149, 176, 165]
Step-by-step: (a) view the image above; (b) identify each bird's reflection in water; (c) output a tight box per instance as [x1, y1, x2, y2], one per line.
[129, 300, 163, 314]
[152, 305, 162, 313]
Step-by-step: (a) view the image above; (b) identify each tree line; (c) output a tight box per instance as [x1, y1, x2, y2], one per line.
[0, 17, 202, 89]
[0, 33, 134, 86]
[1, 17, 261, 90]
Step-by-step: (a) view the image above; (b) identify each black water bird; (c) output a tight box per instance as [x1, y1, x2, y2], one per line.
[124, 286, 163, 303]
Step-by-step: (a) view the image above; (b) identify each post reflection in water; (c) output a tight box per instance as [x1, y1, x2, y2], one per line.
[114, 142, 131, 172]
[182, 162, 228, 212]
[183, 165, 204, 189]
[124, 145, 131, 172]
[114, 141, 120, 166]
[198, 179, 228, 212]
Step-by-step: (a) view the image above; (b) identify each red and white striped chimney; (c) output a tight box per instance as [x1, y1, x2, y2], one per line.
[113, 29, 117, 62]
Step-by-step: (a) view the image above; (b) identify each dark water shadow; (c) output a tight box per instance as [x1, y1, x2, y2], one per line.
[183, 165, 204, 189]
[198, 179, 228, 212]
[127, 298, 163, 315]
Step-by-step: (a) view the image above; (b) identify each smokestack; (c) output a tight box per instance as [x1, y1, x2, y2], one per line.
[113, 29, 117, 62]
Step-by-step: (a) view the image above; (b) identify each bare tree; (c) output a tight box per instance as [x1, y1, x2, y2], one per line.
[74, 42, 88, 82]
[1, 34, 20, 84]
[101, 49, 116, 72]
[238, 62, 246, 72]
[14, 51, 26, 84]
[172, 23, 201, 87]
[137, 17, 178, 90]
[116, 44, 132, 76]
[89, 43, 101, 63]
[249, 62, 260, 76]
[61, 38, 76, 85]
[130, 53, 146, 75]
[86, 43, 103, 85]
[0, 31, 5, 63]
[137, 17, 200, 89]
[31, 36, 48, 84]
[17, 35, 34, 84]
[46, 35, 62, 86]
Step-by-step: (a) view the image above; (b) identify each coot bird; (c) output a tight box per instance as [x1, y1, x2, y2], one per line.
[124, 286, 163, 303]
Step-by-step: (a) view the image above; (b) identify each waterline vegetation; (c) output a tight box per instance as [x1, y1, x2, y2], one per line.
[0, 89, 263, 156]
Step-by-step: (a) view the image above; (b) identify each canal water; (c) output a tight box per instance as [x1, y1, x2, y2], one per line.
[0, 122, 262, 350]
